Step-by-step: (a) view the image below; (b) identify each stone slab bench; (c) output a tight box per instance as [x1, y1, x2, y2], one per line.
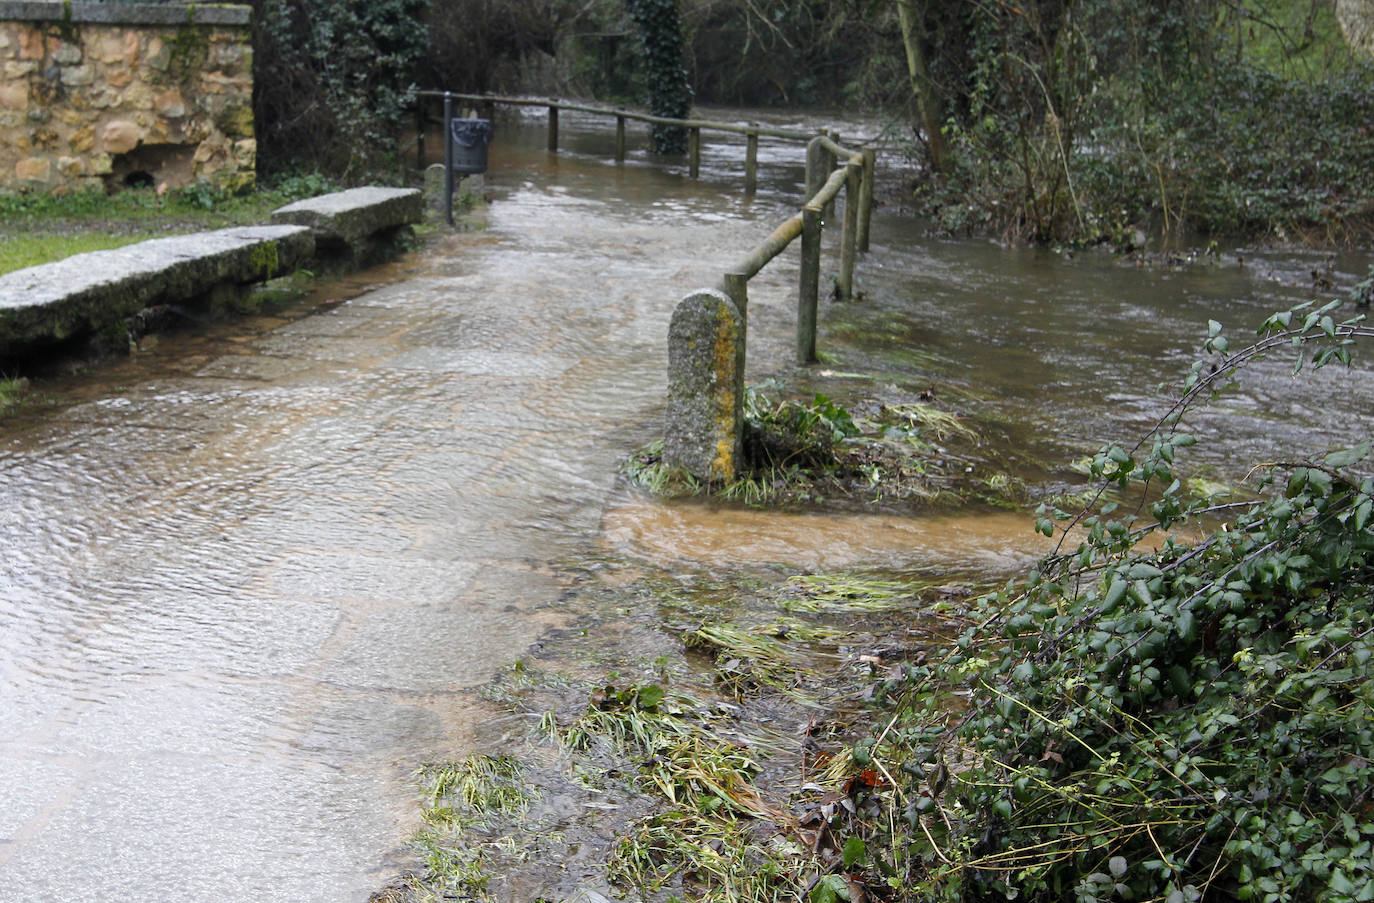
[270, 187, 423, 261]
[0, 224, 313, 364]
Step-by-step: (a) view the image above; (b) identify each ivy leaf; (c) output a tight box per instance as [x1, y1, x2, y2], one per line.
[1325, 440, 1371, 469]
[842, 836, 866, 869]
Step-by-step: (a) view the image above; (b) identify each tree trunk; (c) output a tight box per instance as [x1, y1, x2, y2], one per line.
[895, 0, 947, 173]
[1338, 0, 1374, 56]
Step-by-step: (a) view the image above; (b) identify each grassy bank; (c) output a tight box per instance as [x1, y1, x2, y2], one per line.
[0, 174, 339, 276]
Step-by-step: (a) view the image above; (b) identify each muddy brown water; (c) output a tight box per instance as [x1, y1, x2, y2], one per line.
[2, 107, 1372, 901]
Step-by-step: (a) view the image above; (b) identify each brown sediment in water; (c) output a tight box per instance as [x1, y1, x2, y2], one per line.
[602, 495, 1055, 573]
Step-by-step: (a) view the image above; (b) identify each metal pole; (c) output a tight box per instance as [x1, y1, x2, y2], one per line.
[838, 165, 859, 301]
[416, 103, 424, 171]
[689, 127, 701, 178]
[616, 115, 626, 163]
[547, 105, 559, 151]
[444, 91, 453, 226]
[798, 205, 821, 364]
[744, 128, 758, 195]
[858, 147, 876, 252]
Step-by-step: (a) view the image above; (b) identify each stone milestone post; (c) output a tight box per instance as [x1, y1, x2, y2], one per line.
[664, 289, 744, 483]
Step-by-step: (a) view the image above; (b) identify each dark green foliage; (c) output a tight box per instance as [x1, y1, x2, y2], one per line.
[419, 0, 573, 96]
[843, 304, 1374, 901]
[897, 0, 1374, 244]
[682, 0, 880, 107]
[624, 0, 692, 154]
[250, 0, 428, 181]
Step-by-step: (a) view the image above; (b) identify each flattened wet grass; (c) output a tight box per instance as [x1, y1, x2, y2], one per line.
[375, 562, 980, 903]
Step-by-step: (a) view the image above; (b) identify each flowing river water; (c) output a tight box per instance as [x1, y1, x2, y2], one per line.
[2, 107, 1373, 901]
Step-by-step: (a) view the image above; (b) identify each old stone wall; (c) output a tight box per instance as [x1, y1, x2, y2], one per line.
[0, 2, 253, 195]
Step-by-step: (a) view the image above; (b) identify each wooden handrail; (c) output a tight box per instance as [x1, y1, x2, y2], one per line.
[416, 91, 820, 142]
[426, 89, 876, 380]
[727, 213, 804, 281]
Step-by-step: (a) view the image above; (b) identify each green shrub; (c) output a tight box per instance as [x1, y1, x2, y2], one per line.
[251, 0, 428, 181]
[847, 302, 1374, 901]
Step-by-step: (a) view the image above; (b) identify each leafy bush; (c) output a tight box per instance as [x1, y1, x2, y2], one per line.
[250, 0, 428, 181]
[843, 303, 1374, 901]
[902, 1, 1374, 244]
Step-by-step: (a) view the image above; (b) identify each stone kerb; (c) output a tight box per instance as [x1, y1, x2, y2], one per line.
[271, 187, 424, 260]
[0, 224, 313, 363]
[664, 288, 744, 483]
[0, 2, 255, 195]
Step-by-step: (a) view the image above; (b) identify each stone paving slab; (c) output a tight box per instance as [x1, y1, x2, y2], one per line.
[271, 187, 423, 250]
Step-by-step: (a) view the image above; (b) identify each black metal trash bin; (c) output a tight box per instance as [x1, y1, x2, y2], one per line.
[450, 118, 491, 174]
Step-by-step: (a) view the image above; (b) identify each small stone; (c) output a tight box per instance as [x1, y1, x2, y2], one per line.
[101, 119, 142, 154]
[123, 82, 152, 111]
[5, 60, 38, 79]
[90, 152, 112, 175]
[155, 88, 186, 119]
[60, 65, 95, 87]
[52, 45, 81, 66]
[106, 67, 132, 88]
[19, 28, 44, 61]
[57, 156, 84, 177]
[146, 38, 171, 72]
[29, 126, 57, 149]
[14, 156, 50, 183]
[231, 138, 256, 169]
[423, 163, 447, 210]
[90, 88, 120, 110]
[0, 82, 27, 110]
[96, 33, 126, 65]
[68, 125, 95, 153]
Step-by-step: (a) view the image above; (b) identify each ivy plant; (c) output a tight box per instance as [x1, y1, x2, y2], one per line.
[849, 300, 1374, 902]
[624, 0, 692, 154]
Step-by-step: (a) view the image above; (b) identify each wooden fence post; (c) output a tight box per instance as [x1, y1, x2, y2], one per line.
[689, 127, 701, 178]
[858, 148, 876, 252]
[805, 137, 827, 205]
[722, 271, 749, 386]
[838, 164, 860, 300]
[616, 115, 626, 163]
[547, 105, 559, 151]
[744, 128, 758, 195]
[798, 205, 822, 364]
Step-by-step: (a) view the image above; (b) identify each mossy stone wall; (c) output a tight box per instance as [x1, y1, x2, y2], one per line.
[0, 2, 253, 195]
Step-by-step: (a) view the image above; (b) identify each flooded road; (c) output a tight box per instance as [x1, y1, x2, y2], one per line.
[3, 107, 1373, 901]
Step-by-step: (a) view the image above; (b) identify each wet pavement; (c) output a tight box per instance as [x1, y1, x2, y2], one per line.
[0, 132, 813, 901]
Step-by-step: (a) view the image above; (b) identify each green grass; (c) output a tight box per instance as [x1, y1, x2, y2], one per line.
[0, 377, 29, 418]
[0, 233, 151, 276]
[0, 174, 344, 276]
